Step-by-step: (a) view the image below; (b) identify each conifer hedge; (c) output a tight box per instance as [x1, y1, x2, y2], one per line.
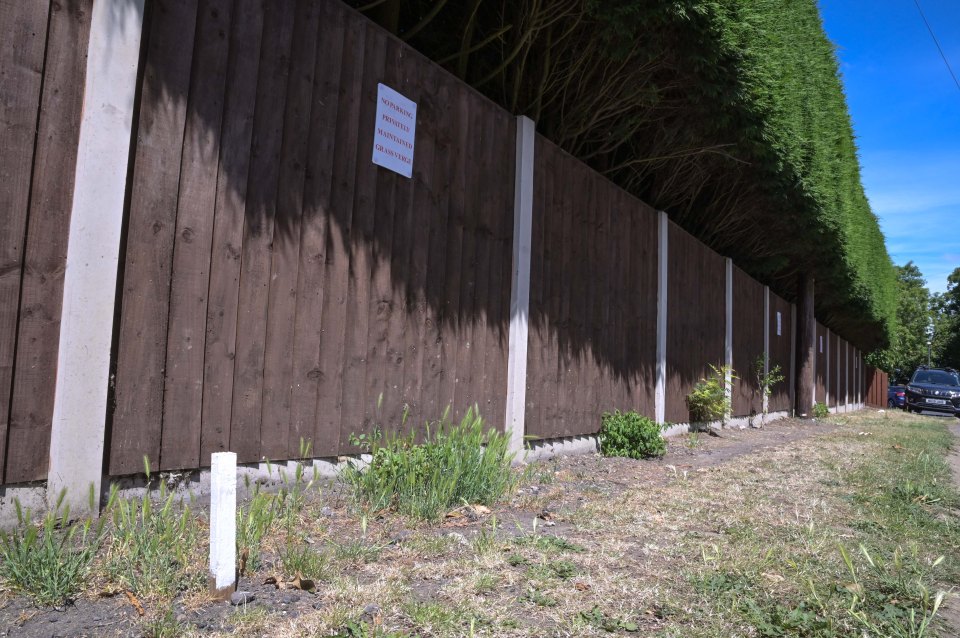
[355, 0, 897, 348]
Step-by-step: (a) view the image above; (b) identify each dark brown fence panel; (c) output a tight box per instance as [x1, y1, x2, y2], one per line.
[865, 366, 887, 408]
[110, 0, 514, 473]
[0, 1, 91, 483]
[665, 221, 726, 424]
[768, 293, 792, 413]
[731, 266, 764, 417]
[525, 138, 658, 439]
[815, 322, 827, 405]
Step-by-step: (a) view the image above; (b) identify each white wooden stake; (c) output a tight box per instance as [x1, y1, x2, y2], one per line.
[209, 452, 237, 599]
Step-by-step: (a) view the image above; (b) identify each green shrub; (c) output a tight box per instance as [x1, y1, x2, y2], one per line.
[687, 364, 736, 423]
[0, 488, 106, 606]
[598, 410, 665, 459]
[343, 406, 518, 521]
[813, 402, 830, 418]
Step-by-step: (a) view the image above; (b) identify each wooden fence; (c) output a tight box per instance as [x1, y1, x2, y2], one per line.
[0, 0, 874, 485]
[865, 367, 889, 409]
[525, 138, 658, 438]
[108, 0, 515, 474]
[0, 0, 92, 483]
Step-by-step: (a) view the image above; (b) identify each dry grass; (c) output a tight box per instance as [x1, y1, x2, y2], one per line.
[5, 411, 958, 637]
[164, 411, 954, 637]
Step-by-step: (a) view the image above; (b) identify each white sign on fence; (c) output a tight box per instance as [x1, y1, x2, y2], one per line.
[776, 311, 781, 336]
[372, 84, 417, 178]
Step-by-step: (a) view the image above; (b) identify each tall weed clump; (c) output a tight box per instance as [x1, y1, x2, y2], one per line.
[103, 458, 203, 598]
[0, 488, 107, 606]
[343, 406, 517, 521]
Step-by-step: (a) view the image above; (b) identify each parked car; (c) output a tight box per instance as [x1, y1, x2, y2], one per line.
[904, 366, 960, 417]
[887, 384, 906, 409]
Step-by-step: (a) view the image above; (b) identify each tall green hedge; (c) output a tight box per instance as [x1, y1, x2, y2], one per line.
[354, 0, 897, 348]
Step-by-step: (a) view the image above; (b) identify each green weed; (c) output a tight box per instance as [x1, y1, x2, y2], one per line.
[0, 487, 107, 606]
[687, 364, 736, 423]
[104, 458, 202, 598]
[280, 543, 329, 579]
[141, 605, 183, 638]
[236, 482, 278, 575]
[343, 405, 518, 521]
[578, 605, 640, 632]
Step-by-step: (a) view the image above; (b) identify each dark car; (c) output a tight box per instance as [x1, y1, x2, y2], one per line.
[887, 385, 906, 409]
[904, 367, 960, 417]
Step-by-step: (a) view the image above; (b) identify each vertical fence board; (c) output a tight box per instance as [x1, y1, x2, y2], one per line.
[199, 0, 266, 463]
[0, 0, 52, 481]
[470, 105, 494, 423]
[111, 0, 200, 476]
[286, 0, 343, 457]
[398, 57, 435, 431]
[159, 0, 234, 470]
[336, 23, 386, 449]
[228, 0, 296, 464]
[418, 66, 452, 426]
[313, 12, 365, 456]
[558, 143, 579, 434]
[260, 0, 322, 462]
[5, 0, 90, 483]
[436, 85, 468, 419]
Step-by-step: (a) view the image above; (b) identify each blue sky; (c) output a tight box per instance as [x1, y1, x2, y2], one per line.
[819, 0, 959, 294]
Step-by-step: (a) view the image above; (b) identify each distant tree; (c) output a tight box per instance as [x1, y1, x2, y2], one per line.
[868, 262, 932, 382]
[937, 267, 960, 369]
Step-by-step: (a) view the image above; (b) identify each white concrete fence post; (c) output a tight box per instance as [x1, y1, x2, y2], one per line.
[209, 452, 237, 599]
[826, 328, 831, 409]
[835, 332, 840, 412]
[789, 304, 797, 415]
[845, 341, 850, 411]
[505, 116, 535, 458]
[47, 0, 146, 516]
[724, 258, 734, 424]
[762, 286, 770, 419]
[654, 211, 669, 425]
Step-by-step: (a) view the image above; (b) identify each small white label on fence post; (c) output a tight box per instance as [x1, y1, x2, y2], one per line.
[372, 83, 416, 178]
[209, 452, 237, 599]
[776, 311, 782, 336]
